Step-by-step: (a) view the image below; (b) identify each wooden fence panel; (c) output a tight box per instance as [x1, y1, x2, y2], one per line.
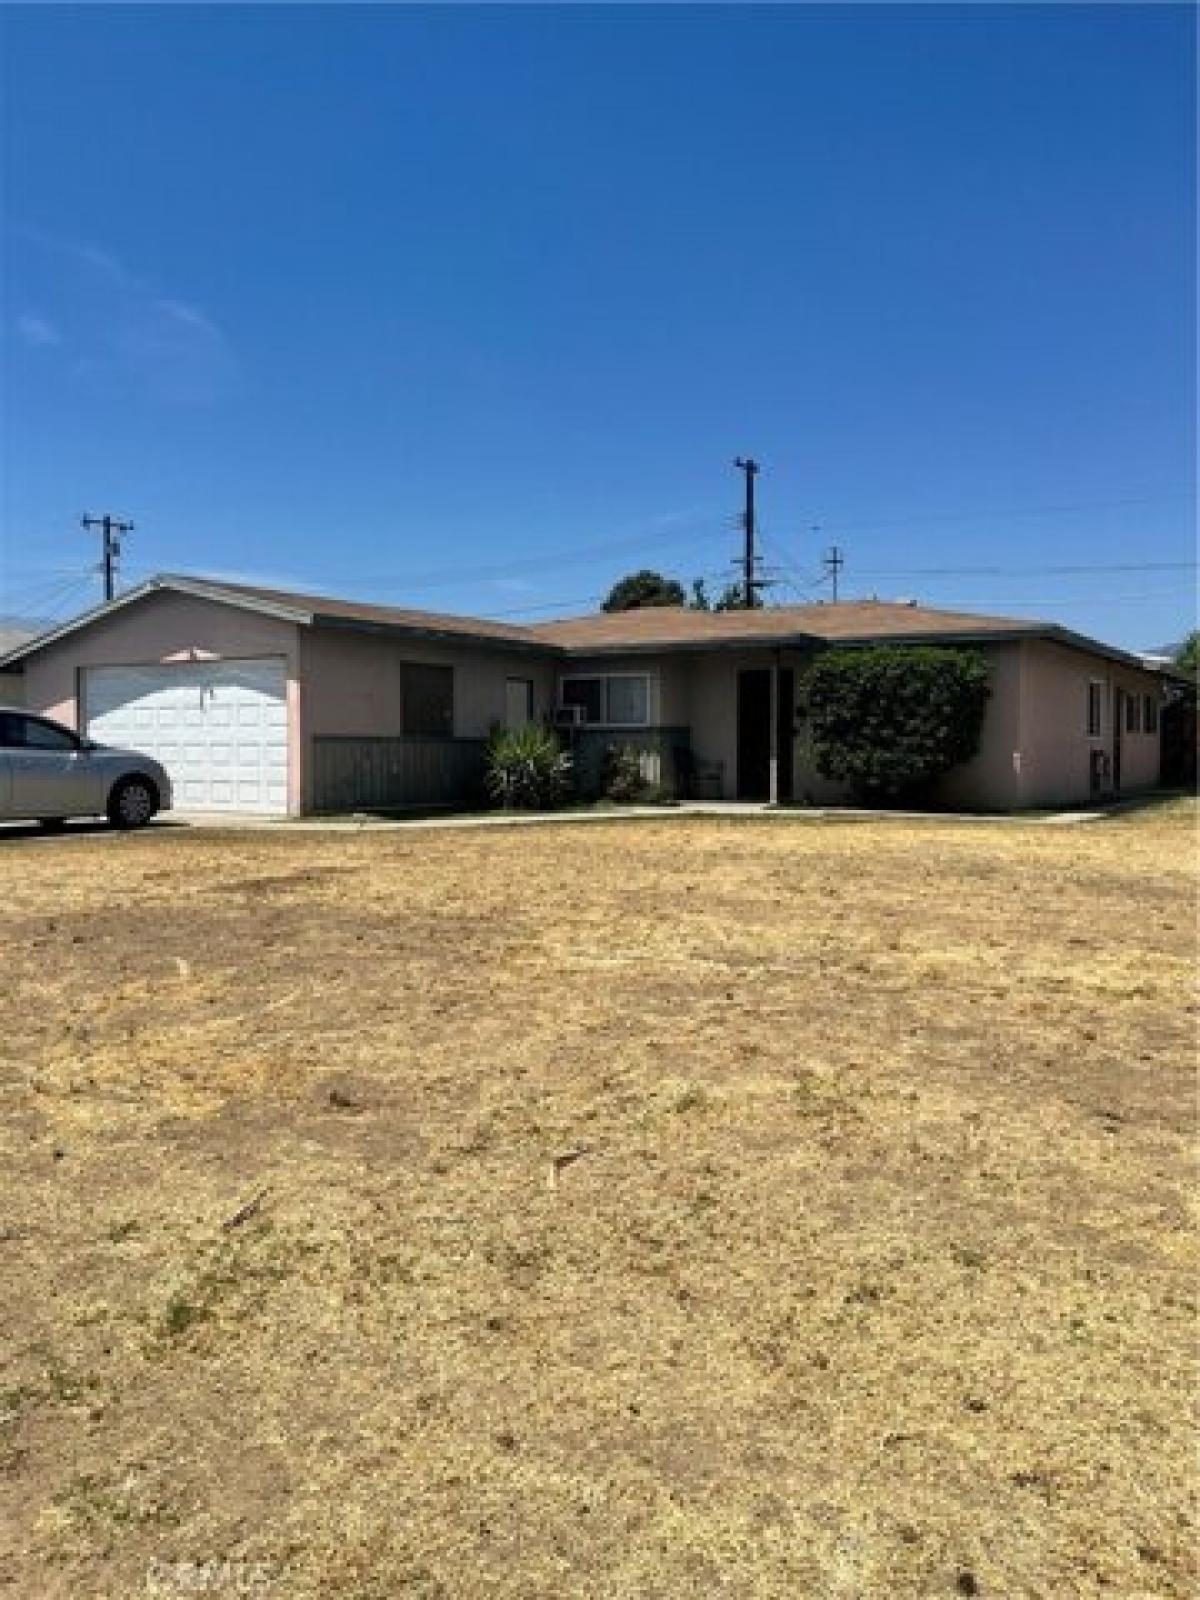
[312, 736, 486, 813]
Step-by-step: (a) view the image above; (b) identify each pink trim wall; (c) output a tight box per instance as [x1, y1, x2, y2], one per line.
[297, 628, 557, 811]
[1016, 638, 1162, 806]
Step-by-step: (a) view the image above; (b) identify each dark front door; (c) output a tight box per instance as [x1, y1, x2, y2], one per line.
[737, 669, 772, 800]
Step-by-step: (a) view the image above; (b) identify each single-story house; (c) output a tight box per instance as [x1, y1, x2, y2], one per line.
[0, 572, 1166, 815]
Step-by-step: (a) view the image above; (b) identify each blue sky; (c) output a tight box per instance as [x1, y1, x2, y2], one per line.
[2, 4, 1195, 647]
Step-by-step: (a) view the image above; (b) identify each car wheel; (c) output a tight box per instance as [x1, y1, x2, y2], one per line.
[37, 818, 67, 833]
[107, 777, 158, 830]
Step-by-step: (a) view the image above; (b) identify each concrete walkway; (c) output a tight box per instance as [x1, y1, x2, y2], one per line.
[170, 801, 1108, 833]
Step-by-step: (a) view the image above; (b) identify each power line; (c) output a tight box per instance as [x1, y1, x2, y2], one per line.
[851, 560, 1196, 578]
[807, 491, 1195, 535]
[901, 589, 1193, 608]
[1, 572, 98, 623]
[0, 568, 97, 618]
[120, 512, 735, 598]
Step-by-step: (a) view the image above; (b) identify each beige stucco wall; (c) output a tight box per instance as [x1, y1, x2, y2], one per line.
[624, 636, 1162, 811]
[791, 637, 1163, 811]
[0, 669, 23, 706]
[788, 641, 1024, 810]
[299, 628, 557, 810]
[683, 648, 807, 799]
[559, 647, 809, 799]
[557, 643, 1027, 806]
[1016, 638, 1161, 807]
[16, 591, 306, 812]
[933, 641, 1024, 810]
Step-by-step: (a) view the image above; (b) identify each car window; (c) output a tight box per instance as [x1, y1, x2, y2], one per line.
[16, 716, 79, 751]
[0, 712, 22, 748]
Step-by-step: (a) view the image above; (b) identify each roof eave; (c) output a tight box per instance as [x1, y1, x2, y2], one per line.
[555, 629, 824, 658]
[309, 612, 563, 656]
[0, 580, 164, 668]
[157, 575, 315, 625]
[0, 574, 317, 669]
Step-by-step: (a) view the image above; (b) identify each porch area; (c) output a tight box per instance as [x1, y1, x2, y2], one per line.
[554, 646, 813, 804]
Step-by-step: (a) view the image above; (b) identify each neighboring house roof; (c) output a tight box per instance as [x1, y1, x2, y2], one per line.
[0, 571, 1153, 673]
[528, 598, 1152, 668]
[1140, 655, 1195, 688]
[0, 620, 48, 657]
[0, 630, 34, 658]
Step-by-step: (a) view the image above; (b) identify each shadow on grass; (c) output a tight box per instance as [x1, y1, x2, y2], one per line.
[1093, 788, 1197, 824]
[0, 817, 187, 844]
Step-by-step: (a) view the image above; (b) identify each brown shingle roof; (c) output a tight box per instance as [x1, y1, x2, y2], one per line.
[0, 575, 1148, 674]
[161, 575, 549, 648]
[528, 599, 1047, 652]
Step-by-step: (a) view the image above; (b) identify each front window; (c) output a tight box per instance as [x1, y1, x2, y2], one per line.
[604, 675, 649, 725]
[1087, 681, 1104, 738]
[1125, 693, 1141, 734]
[401, 663, 453, 737]
[1144, 693, 1159, 734]
[561, 677, 604, 724]
[560, 674, 650, 727]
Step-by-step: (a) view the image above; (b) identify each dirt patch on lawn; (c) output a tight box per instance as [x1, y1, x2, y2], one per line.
[0, 805, 1196, 1598]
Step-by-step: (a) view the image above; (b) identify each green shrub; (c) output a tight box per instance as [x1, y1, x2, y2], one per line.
[803, 645, 990, 802]
[601, 744, 648, 803]
[485, 725, 573, 810]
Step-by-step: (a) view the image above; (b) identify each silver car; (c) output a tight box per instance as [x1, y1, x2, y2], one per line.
[0, 707, 172, 830]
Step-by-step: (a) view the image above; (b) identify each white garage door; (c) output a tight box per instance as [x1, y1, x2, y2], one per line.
[84, 659, 289, 814]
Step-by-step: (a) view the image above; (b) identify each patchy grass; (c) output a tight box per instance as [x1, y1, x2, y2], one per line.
[0, 805, 1196, 1598]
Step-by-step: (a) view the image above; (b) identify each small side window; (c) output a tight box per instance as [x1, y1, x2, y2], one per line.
[1087, 681, 1103, 738]
[1144, 693, 1159, 734]
[1125, 693, 1140, 734]
[504, 677, 534, 729]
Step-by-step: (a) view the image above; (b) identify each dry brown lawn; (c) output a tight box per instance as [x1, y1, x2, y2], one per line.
[1, 803, 1196, 1599]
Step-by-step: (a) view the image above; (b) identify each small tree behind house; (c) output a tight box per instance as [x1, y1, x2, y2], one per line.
[602, 570, 687, 612]
[1173, 631, 1199, 684]
[804, 645, 991, 802]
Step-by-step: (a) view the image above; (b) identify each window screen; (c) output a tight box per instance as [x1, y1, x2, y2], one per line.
[401, 664, 454, 736]
[605, 676, 649, 725]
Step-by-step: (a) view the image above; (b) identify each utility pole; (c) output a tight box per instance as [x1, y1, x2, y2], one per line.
[733, 456, 760, 609]
[81, 513, 133, 602]
[823, 544, 844, 602]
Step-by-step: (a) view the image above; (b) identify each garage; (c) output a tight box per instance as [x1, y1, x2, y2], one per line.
[0, 573, 561, 817]
[83, 659, 289, 814]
